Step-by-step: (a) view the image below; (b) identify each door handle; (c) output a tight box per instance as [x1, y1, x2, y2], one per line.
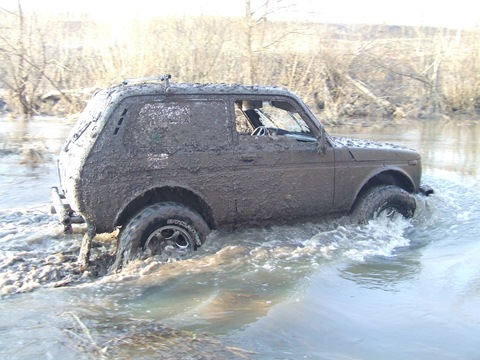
[240, 156, 256, 163]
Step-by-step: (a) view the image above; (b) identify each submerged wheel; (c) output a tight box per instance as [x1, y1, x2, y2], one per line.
[352, 185, 416, 224]
[111, 202, 210, 270]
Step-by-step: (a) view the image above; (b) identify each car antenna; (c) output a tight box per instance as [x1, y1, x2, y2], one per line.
[161, 74, 171, 91]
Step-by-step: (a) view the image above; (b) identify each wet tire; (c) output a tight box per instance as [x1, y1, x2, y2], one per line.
[111, 202, 210, 271]
[352, 185, 416, 224]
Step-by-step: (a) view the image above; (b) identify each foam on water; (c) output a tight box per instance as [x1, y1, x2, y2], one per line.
[0, 200, 422, 296]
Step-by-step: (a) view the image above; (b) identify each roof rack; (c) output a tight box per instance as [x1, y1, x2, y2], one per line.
[121, 74, 172, 90]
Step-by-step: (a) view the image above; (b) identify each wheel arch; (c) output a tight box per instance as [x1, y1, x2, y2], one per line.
[115, 185, 215, 230]
[349, 169, 416, 213]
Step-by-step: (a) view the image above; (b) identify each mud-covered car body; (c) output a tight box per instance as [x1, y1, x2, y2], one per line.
[52, 76, 430, 257]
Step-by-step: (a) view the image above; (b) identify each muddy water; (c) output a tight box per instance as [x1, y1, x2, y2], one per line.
[1, 117, 479, 359]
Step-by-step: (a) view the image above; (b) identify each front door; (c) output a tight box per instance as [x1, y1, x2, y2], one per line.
[231, 97, 335, 225]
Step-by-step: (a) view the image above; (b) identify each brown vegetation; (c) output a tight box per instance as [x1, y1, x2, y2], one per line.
[1, 2, 479, 122]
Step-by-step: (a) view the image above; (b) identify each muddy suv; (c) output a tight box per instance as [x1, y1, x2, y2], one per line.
[51, 75, 432, 269]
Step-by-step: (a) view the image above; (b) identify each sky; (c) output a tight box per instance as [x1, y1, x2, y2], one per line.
[1, 0, 479, 29]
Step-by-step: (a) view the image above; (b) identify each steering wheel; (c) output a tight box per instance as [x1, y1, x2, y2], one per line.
[251, 126, 268, 136]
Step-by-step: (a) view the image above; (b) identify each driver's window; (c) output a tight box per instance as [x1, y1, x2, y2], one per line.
[261, 103, 312, 134]
[233, 98, 313, 140]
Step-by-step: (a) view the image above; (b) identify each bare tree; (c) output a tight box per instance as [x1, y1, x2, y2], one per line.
[0, 4, 478, 120]
[0, 0, 70, 117]
[243, 0, 297, 84]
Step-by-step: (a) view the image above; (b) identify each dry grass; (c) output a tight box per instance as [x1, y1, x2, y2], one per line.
[1, 9, 479, 120]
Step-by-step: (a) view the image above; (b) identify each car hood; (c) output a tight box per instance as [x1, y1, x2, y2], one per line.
[330, 136, 420, 161]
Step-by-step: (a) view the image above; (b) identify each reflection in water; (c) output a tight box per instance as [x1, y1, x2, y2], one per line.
[338, 256, 421, 291]
[327, 119, 480, 180]
[0, 118, 73, 210]
[419, 121, 480, 179]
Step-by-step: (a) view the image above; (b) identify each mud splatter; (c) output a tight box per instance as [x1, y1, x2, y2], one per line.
[0, 209, 118, 297]
[0, 190, 425, 298]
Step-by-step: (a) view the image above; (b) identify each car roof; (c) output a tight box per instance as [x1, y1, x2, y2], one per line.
[105, 78, 299, 100]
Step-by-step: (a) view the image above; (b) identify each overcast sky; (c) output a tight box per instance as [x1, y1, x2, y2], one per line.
[2, 0, 479, 28]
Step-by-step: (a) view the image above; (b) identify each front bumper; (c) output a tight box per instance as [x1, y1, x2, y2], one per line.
[51, 187, 85, 233]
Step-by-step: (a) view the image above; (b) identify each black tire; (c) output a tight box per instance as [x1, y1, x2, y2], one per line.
[111, 202, 210, 271]
[352, 185, 416, 224]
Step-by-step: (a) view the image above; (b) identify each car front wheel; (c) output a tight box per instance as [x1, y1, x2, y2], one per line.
[352, 185, 416, 224]
[111, 202, 210, 271]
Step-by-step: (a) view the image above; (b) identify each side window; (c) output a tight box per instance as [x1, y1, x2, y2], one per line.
[233, 98, 316, 143]
[123, 99, 230, 153]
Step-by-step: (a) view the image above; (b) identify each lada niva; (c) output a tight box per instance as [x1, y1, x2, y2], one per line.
[51, 75, 432, 270]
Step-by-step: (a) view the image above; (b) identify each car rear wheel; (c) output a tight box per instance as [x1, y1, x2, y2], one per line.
[111, 202, 210, 271]
[352, 185, 416, 224]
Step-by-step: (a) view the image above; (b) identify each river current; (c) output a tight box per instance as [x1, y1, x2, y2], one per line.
[0, 117, 478, 359]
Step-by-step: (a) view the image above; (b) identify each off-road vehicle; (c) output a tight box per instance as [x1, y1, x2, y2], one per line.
[51, 75, 432, 269]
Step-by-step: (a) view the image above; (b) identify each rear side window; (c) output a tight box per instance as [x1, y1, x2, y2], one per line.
[63, 90, 108, 151]
[124, 99, 230, 153]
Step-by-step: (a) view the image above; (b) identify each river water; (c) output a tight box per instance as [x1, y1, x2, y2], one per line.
[0, 117, 479, 359]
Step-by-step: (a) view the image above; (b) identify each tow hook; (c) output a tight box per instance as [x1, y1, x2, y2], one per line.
[419, 184, 434, 196]
[50, 187, 85, 233]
